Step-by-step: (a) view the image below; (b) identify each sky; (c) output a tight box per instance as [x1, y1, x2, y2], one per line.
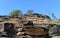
[0, 0, 60, 19]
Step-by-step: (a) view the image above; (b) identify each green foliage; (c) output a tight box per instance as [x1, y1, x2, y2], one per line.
[27, 10, 33, 15]
[52, 13, 57, 20]
[9, 10, 22, 16]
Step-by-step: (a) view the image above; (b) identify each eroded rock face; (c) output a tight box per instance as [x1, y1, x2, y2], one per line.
[0, 14, 51, 38]
[48, 24, 60, 36]
[24, 14, 50, 24]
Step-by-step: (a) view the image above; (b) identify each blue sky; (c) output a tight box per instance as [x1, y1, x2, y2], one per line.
[0, 0, 60, 19]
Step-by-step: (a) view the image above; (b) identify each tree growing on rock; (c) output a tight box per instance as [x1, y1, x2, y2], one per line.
[26, 10, 33, 15]
[9, 10, 22, 16]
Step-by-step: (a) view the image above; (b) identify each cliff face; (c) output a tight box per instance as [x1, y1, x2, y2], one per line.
[24, 14, 50, 24]
[0, 14, 50, 36]
[0, 14, 52, 37]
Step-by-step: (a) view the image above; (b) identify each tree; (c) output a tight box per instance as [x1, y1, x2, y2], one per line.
[51, 13, 57, 20]
[9, 10, 22, 16]
[27, 10, 33, 15]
